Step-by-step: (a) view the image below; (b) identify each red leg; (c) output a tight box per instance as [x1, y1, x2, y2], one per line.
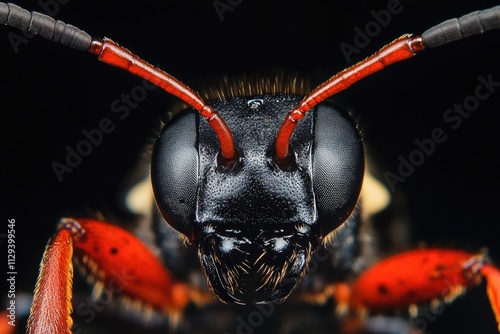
[481, 264, 500, 331]
[26, 218, 191, 333]
[349, 248, 500, 329]
[27, 228, 74, 334]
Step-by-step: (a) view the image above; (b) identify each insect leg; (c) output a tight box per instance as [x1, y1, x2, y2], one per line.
[350, 248, 500, 330]
[480, 264, 500, 331]
[26, 218, 191, 333]
[27, 227, 74, 334]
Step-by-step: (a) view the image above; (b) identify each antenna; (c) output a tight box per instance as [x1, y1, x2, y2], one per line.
[0, 2, 238, 164]
[273, 6, 500, 165]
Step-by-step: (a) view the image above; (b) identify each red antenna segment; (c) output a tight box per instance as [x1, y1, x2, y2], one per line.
[89, 38, 238, 163]
[274, 35, 424, 162]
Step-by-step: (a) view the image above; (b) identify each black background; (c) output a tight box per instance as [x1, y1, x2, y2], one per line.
[2, 0, 500, 333]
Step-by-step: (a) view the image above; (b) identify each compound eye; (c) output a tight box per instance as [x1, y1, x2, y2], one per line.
[313, 104, 364, 236]
[151, 110, 199, 236]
